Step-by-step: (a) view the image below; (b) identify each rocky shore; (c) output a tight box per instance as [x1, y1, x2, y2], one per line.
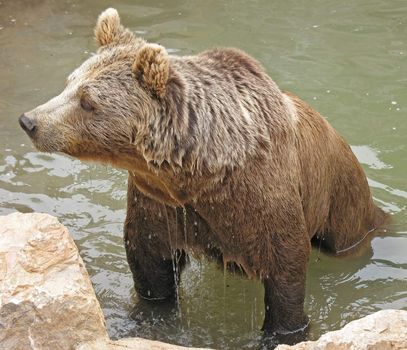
[0, 212, 405, 350]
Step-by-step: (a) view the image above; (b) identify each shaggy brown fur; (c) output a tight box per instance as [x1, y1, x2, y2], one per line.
[20, 8, 386, 335]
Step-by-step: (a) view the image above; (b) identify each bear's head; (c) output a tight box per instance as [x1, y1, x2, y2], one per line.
[19, 8, 181, 170]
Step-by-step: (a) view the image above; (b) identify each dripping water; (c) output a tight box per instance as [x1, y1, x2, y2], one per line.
[251, 296, 257, 332]
[163, 205, 182, 320]
[183, 206, 188, 248]
[223, 259, 227, 326]
[243, 287, 247, 324]
[182, 206, 190, 328]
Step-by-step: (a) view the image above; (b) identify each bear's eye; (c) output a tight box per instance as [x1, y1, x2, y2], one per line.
[80, 97, 94, 112]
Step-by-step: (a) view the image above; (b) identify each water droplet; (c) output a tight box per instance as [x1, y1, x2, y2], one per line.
[183, 207, 187, 246]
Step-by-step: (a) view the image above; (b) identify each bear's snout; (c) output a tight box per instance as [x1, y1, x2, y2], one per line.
[19, 114, 37, 138]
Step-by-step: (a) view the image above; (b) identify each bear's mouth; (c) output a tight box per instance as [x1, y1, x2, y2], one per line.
[31, 138, 63, 154]
[18, 120, 65, 154]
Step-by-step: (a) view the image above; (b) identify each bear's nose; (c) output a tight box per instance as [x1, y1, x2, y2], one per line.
[19, 114, 37, 137]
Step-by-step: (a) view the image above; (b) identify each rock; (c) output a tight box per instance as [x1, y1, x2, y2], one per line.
[77, 338, 211, 350]
[0, 212, 108, 350]
[0, 212, 211, 350]
[1, 212, 404, 350]
[276, 309, 407, 350]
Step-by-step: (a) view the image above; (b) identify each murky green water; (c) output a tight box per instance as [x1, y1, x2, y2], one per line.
[1, 0, 406, 348]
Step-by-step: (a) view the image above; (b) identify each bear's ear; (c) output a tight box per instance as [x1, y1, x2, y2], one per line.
[94, 8, 134, 47]
[133, 44, 170, 99]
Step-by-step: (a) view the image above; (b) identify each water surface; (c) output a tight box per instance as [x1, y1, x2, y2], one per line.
[0, 0, 406, 348]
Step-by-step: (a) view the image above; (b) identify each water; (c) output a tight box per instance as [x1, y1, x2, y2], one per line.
[1, 0, 406, 348]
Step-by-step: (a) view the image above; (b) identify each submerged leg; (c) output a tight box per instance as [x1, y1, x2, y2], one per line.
[262, 272, 309, 335]
[124, 174, 186, 301]
[261, 242, 310, 336]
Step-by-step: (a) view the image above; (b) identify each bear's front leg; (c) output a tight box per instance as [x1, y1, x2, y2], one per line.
[197, 183, 312, 336]
[124, 174, 186, 301]
[258, 197, 311, 334]
[247, 185, 312, 335]
[261, 229, 310, 335]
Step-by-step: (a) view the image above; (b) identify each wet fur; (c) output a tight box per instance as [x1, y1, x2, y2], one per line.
[22, 8, 386, 335]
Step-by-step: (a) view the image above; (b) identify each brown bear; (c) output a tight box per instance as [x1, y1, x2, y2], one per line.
[19, 8, 385, 336]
